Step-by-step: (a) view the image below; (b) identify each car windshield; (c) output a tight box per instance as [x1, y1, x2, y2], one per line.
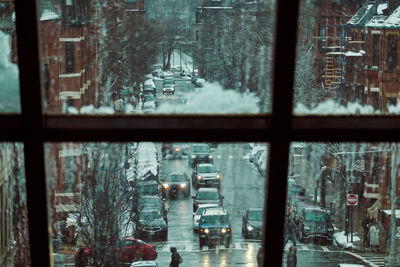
[192, 145, 211, 153]
[139, 211, 161, 221]
[196, 206, 215, 215]
[166, 174, 185, 182]
[197, 191, 219, 200]
[305, 211, 328, 222]
[198, 165, 217, 173]
[201, 215, 229, 223]
[248, 210, 263, 220]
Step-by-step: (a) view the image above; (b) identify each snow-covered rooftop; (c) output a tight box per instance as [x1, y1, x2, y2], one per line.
[40, 9, 59, 21]
[382, 209, 400, 218]
[366, 14, 388, 27]
[347, 4, 373, 26]
[383, 5, 400, 28]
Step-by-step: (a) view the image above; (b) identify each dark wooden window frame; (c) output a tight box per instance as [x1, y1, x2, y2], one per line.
[6, 0, 400, 266]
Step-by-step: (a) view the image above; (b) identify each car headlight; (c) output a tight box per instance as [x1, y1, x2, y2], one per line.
[247, 225, 254, 231]
[180, 183, 186, 188]
[162, 183, 168, 189]
[175, 148, 180, 152]
[163, 88, 166, 91]
[216, 174, 221, 179]
[204, 229, 209, 234]
[221, 228, 227, 233]
[197, 175, 202, 180]
[192, 155, 196, 158]
[209, 155, 213, 159]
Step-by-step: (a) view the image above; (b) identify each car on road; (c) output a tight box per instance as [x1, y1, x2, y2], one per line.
[136, 209, 168, 241]
[198, 207, 232, 249]
[297, 206, 334, 245]
[137, 195, 167, 222]
[143, 79, 157, 96]
[162, 78, 175, 95]
[76, 237, 157, 264]
[130, 261, 159, 267]
[191, 163, 221, 189]
[192, 187, 223, 212]
[191, 75, 200, 84]
[134, 180, 162, 200]
[192, 203, 220, 232]
[161, 172, 190, 198]
[195, 78, 205, 87]
[242, 208, 263, 239]
[289, 195, 314, 208]
[161, 142, 190, 158]
[188, 143, 213, 167]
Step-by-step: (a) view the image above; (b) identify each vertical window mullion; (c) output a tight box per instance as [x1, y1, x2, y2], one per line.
[265, 0, 299, 266]
[14, 0, 50, 267]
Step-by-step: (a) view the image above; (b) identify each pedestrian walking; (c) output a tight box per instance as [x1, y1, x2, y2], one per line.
[284, 218, 297, 248]
[257, 247, 263, 267]
[361, 213, 371, 248]
[369, 221, 379, 252]
[287, 246, 297, 267]
[170, 247, 182, 267]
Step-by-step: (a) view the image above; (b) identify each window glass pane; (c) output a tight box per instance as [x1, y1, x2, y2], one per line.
[45, 142, 267, 266]
[0, 1, 20, 113]
[0, 143, 30, 265]
[40, 1, 274, 114]
[284, 142, 400, 266]
[293, 1, 400, 115]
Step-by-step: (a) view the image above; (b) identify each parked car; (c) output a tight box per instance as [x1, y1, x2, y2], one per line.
[297, 206, 334, 245]
[191, 163, 221, 189]
[192, 187, 223, 212]
[143, 79, 157, 96]
[191, 75, 200, 84]
[130, 261, 159, 267]
[198, 207, 232, 249]
[137, 195, 167, 222]
[161, 172, 190, 198]
[242, 208, 263, 239]
[134, 180, 162, 200]
[195, 78, 205, 87]
[192, 203, 220, 232]
[188, 143, 213, 167]
[136, 209, 168, 241]
[75, 237, 157, 264]
[289, 195, 314, 208]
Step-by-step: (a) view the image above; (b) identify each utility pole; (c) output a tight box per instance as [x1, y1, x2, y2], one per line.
[387, 143, 398, 266]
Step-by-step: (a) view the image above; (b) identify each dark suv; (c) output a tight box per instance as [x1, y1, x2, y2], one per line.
[191, 163, 221, 189]
[198, 207, 232, 249]
[192, 187, 223, 212]
[297, 207, 334, 245]
[188, 143, 213, 167]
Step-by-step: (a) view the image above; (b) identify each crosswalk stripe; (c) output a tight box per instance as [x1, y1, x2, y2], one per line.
[320, 246, 330, 252]
[185, 243, 192, 251]
[163, 244, 170, 251]
[302, 245, 309, 250]
[234, 242, 241, 249]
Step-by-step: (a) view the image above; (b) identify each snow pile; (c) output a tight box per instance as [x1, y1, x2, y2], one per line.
[156, 82, 260, 114]
[135, 142, 158, 179]
[334, 231, 360, 249]
[295, 100, 377, 115]
[79, 105, 115, 114]
[0, 31, 20, 113]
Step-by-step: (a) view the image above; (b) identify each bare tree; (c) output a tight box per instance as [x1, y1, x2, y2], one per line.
[76, 143, 134, 267]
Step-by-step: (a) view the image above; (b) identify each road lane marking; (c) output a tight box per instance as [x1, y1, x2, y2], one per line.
[302, 245, 309, 250]
[185, 243, 192, 251]
[343, 251, 380, 267]
[234, 242, 241, 249]
[163, 244, 170, 251]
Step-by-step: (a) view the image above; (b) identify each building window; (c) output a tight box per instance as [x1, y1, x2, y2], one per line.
[387, 34, 397, 71]
[372, 34, 379, 67]
[65, 42, 75, 73]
